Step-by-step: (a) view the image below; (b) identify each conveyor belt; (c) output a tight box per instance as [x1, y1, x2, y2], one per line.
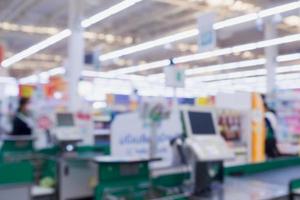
[194, 166, 300, 200]
[192, 178, 287, 200]
[241, 165, 300, 186]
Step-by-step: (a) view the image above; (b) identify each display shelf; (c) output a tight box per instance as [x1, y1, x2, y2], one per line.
[92, 109, 113, 146]
[275, 89, 300, 142]
[215, 106, 251, 166]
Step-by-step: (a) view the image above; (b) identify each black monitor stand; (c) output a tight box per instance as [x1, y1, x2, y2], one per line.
[193, 161, 224, 196]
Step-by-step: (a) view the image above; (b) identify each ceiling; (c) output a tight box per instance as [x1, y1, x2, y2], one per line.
[0, 0, 299, 82]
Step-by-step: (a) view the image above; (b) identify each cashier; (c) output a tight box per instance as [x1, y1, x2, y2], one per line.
[11, 97, 34, 136]
[264, 104, 280, 158]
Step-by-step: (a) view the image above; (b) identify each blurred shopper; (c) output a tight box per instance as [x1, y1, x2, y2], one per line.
[263, 97, 296, 158]
[11, 97, 33, 136]
[264, 101, 281, 158]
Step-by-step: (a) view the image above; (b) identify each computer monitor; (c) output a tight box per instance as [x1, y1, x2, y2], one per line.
[188, 111, 216, 135]
[181, 106, 233, 161]
[54, 113, 81, 143]
[182, 107, 220, 137]
[56, 113, 75, 127]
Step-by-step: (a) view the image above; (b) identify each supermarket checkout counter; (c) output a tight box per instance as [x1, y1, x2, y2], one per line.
[53, 107, 300, 200]
[2, 109, 300, 200]
[151, 107, 300, 200]
[53, 108, 300, 200]
[0, 112, 108, 200]
[152, 160, 300, 199]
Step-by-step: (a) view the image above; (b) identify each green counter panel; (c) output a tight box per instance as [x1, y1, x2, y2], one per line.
[0, 161, 34, 185]
[98, 162, 149, 182]
[152, 173, 190, 188]
[1, 140, 34, 153]
[225, 157, 300, 176]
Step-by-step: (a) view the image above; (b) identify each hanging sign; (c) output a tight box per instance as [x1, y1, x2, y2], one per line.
[84, 49, 100, 70]
[164, 66, 185, 88]
[198, 12, 216, 52]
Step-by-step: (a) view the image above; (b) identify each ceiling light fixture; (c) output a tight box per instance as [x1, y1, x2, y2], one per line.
[109, 33, 300, 75]
[149, 52, 300, 79]
[2, 29, 71, 68]
[1, 0, 144, 68]
[99, 29, 199, 61]
[81, 0, 143, 28]
[108, 59, 171, 75]
[99, 1, 300, 61]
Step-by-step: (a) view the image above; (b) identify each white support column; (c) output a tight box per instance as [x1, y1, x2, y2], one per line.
[66, 0, 84, 111]
[264, 17, 278, 100]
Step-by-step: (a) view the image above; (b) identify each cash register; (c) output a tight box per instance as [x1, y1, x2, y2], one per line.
[181, 106, 234, 195]
[53, 112, 81, 153]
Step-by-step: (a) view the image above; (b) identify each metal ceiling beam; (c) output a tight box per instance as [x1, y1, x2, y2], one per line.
[4, 0, 38, 22]
[0, 0, 23, 21]
[114, 6, 188, 36]
[153, 0, 205, 10]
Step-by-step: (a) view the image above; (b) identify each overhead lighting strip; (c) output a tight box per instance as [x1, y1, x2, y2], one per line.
[186, 53, 300, 76]
[99, 1, 300, 61]
[3, 1, 299, 68]
[190, 65, 300, 82]
[19, 51, 300, 85]
[107, 33, 300, 75]
[148, 53, 300, 80]
[1, 0, 144, 68]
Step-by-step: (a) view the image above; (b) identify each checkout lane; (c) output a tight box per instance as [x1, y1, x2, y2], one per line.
[0, 105, 300, 199]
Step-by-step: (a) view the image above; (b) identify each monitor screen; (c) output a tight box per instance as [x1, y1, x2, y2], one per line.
[56, 113, 75, 127]
[188, 111, 216, 135]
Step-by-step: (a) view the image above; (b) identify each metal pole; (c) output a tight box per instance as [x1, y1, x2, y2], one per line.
[66, 0, 84, 112]
[264, 17, 278, 105]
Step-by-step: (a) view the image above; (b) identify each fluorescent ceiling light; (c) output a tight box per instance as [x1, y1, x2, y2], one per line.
[186, 58, 266, 76]
[108, 59, 171, 75]
[81, 0, 143, 28]
[258, 1, 300, 18]
[213, 13, 258, 29]
[173, 48, 233, 64]
[112, 33, 300, 75]
[3, 1, 299, 68]
[1, 0, 143, 68]
[193, 73, 300, 93]
[187, 53, 300, 76]
[232, 43, 258, 53]
[194, 65, 300, 82]
[256, 33, 300, 48]
[149, 52, 300, 79]
[99, 29, 199, 61]
[190, 64, 300, 83]
[99, 1, 300, 61]
[277, 53, 300, 62]
[174, 34, 300, 64]
[2, 29, 71, 68]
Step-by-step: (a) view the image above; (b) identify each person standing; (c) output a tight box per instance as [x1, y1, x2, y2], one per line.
[11, 98, 33, 136]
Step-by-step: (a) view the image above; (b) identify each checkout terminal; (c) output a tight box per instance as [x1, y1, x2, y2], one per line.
[53, 113, 81, 152]
[182, 107, 233, 161]
[181, 106, 234, 195]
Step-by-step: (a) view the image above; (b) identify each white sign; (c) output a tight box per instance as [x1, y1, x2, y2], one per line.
[216, 92, 251, 110]
[198, 12, 216, 52]
[111, 111, 182, 168]
[164, 66, 185, 88]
